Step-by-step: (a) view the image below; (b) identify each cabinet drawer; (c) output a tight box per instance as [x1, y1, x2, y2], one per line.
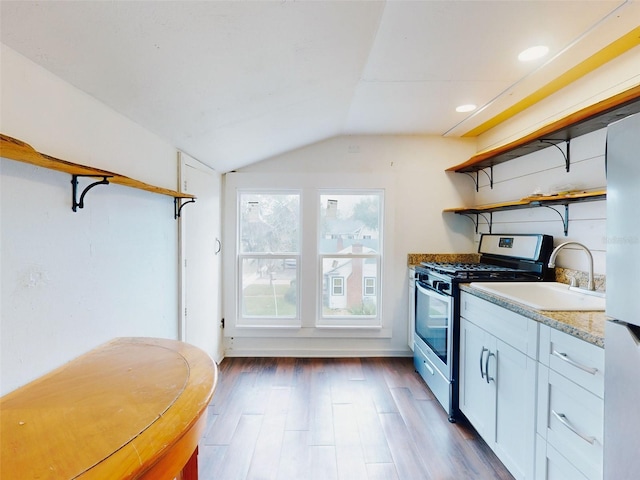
[461, 292, 538, 358]
[539, 368, 603, 480]
[535, 435, 589, 480]
[539, 325, 604, 398]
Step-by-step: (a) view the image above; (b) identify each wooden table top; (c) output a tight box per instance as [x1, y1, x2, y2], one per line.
[1, 337, 217, 479]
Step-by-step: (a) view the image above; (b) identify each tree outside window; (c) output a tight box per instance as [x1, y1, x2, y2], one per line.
[239, 193, 299, 319]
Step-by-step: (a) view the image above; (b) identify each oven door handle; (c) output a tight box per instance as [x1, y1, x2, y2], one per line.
[416, 281, 448, 298]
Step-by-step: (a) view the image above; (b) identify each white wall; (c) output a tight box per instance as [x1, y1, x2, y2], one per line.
[0, 45, 180, 394]
[223, 134, 477, 356]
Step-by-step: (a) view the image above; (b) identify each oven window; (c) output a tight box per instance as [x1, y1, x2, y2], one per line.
[415, 284, 450, 364]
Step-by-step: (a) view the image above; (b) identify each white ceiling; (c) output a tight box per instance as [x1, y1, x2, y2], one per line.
[1, 1, 638, 172]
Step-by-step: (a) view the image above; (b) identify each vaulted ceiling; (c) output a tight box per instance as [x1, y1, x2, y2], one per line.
[1, 1, 639, 172]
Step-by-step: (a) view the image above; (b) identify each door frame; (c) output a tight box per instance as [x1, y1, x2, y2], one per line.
[177, 151, 221, 348]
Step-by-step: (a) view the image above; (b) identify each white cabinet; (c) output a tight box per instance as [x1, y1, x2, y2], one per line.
[536, 325, 604, 480]
[459, 318, 494, 435]
[408, 267, 415, 351]
[459, 292, 538, 480]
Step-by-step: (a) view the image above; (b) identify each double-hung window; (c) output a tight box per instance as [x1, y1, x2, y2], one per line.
[237, 192, 300, 326]
[224, 173, 390, 337]
[319, 192, 382, 326]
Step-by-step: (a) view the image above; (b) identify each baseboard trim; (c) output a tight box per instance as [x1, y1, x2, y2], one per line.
[222, 348, 413, 358]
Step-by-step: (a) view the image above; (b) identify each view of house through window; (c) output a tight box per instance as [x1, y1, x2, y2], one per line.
[239, 192, 300, 320]
[237, 189, 383, 327]
[320, 192, 382, 320]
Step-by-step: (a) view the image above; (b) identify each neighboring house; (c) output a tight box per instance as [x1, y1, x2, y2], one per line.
[323, 243, 377, 314]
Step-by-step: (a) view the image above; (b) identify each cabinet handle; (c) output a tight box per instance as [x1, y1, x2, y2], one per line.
[552, 350, 598, 375]
[552, 410, 595, 444]
[480, 347, 488, 379]
[485, 351, 495, 384]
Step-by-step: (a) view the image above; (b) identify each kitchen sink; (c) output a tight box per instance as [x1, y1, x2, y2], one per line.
[469, 282, 605, 311]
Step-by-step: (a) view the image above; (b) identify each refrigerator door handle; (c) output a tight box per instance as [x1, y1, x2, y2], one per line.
[551, 349, 598, 375]
[611, 319, 640, 346]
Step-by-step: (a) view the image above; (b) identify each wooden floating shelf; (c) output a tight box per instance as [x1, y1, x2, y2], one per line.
[444, 190, 606, 236]
[447, 84, 640, 173]
[0, 133, 195, 200]
[444, 190, 606, 214]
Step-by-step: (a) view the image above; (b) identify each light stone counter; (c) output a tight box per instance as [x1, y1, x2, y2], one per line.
[460, 284, 605, 348]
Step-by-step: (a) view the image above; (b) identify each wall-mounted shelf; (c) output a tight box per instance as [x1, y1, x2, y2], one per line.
[447, 84, 640, 175]
[0, 133, 195, 216]
[444, 190, 606, 236]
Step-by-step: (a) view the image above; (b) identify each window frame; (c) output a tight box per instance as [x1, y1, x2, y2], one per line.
[236, 189, 301, 328]
[223, 173, 394, 339]
[317, 189, 383, 327]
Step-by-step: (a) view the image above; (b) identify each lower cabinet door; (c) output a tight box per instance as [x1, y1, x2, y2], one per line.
[461, 318, 536, 480]
[459, 318, 495, 438]
[493, 339, 537, 480]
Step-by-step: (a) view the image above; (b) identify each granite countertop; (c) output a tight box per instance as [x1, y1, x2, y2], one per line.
[460, 284, 605, 348]
[408, 253, 480, 267]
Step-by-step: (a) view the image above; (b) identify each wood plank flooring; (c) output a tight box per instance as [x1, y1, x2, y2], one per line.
[198, 357, 514, 480]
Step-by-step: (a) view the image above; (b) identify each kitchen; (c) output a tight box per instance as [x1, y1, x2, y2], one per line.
[1, 1, 639, 479]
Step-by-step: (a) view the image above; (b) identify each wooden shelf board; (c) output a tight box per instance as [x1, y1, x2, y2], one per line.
[444, 190, 606, 214]
[447, 84, 640, 173]
[0, 133, 195, 199]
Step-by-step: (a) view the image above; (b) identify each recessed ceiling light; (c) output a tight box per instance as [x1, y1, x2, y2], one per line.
[518, 45, 549, 62]
[456, 104, 477, 113]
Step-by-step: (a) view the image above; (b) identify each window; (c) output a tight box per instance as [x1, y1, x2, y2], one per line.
[331, 277, 344, 295]
[319, 192, 382, 322]
[364, 277, 376, 296]
[238, 192, 300, 324]
[224, 173, 391, 338]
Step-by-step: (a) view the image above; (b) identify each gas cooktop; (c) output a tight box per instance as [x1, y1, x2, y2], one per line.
[416, 233, 555, 281]
[419, 261, 527, 274]
[417, 261, 534, 281]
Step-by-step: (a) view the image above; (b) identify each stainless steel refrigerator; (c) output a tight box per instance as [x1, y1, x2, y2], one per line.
[604, 111, 640, 479]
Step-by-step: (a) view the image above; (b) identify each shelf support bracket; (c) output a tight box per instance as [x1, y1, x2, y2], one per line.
[462, 166, 493, 192]
[459, 212, 492, 234]
[540, 139, 571, 172]
[174, 197, 196, 219]
[71, 175, 112, 212]
[540, 204, 570, 236]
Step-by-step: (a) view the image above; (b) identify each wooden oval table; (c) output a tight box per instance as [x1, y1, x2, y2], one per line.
[1, 337, 218, 479]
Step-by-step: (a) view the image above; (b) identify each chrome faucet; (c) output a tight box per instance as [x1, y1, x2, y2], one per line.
[548, 241, 595, 291]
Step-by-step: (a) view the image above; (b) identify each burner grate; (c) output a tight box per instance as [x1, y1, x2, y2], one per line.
[418, 261, 531, 280]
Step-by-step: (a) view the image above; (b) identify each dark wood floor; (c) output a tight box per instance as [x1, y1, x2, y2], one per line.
[198, 357, 514, 480]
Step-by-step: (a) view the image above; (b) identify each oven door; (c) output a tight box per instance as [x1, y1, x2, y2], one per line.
[415, 280, 453, 379]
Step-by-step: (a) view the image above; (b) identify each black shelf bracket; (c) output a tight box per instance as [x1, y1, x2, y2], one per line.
[540, 139, 571, 172]
[462, 166, 493, 192]
[539, 204, 570, 236]
[71, 175, 112, 212]
[174, 197, 196, 219]
[460, 211, 492, 234]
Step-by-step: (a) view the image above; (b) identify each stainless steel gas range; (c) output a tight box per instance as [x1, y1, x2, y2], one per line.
[413, 233, 554, 422]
